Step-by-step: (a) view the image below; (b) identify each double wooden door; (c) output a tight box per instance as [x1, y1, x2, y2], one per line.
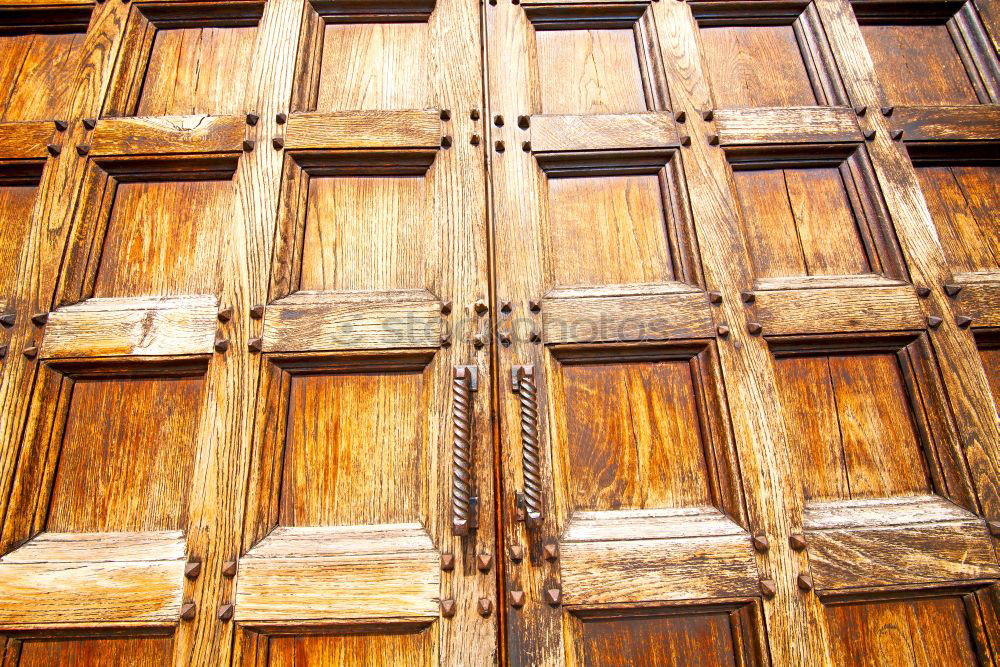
[0, 0, 998, 664]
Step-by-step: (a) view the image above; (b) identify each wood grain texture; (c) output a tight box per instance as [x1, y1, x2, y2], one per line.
[90, 114, 244, 156]
[716, 107, 860, 145]
[530, 113, 679, 153]
[267, 631, 433, 667]
[560, 534, 758, 605]
[753, 286, 924, 334]
[536, 28, 647, 114]
[137, 26, 256, 117]
[15, 636, 175, 667]
[860, 24, 980, 107]
[262, 291, 441, 352]
[0, 122, 53, 159]
[957, 281, 1000, 328]
[894, 105, 1000, 141]
[0, 183, 40, 300]
[40, 296, 218, 358]
[563, 506, 744, 543]
[541, 293, 713, 343]
[2, 530, 185, 563]
[0, 32, 87, 121]
[699, 24, 817, 108]
[284, 111, 440, 150]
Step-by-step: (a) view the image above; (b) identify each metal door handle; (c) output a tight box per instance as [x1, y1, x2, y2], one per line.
[512, 364, 543, 527]
[452, 365, 478, 535]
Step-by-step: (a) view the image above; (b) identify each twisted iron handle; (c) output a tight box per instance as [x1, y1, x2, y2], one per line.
[512, 364, 543, 527]
[452, 365, 478, 535]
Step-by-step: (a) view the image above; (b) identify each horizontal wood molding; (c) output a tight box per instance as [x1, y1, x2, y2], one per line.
[0, 532, 185, 629]
[753, 286, 924, 335]
[90, 115, 245, 156]
[41, 296, 219, 358]
[563, 506, 746, 543]
[893, 105, 1000, 142]
[284, 111, 442, 151]
[716, 107, 860, 146]
[0, 121, 55, 159]
[541, 292, 713, 344]
[950, 281, 1000, 328]
[529, 113, 680, 153]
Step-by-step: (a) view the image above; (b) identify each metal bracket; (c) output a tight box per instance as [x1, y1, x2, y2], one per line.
[456, 365, 479, 391]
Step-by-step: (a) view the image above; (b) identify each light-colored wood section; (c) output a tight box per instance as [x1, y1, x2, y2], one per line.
[0, 122, 54, 159]
[561, 535, 758, 605]
[733, 166, 872, 278]
[859, 24, 980, 107]
[0, 532, 185, 629]
[138, 26, 257, 117]
[236, 527, 439, 624]
[262, 290, 441, 352]
[915, 163, 999, 275]
[546, 174, 674, 287]
[280, 368, 427, 527]
[529, 113, 679, 153]
[716, 107, 859, 145]
[245, 524, 432, 558]
[90, 115, 244, 156]
[753, 286, 924, 335]
[564, 505, 745, 543]
[776, 352, 931, 502]
[284, 111, 441, 150]
[40, 295, 218, 358]
[541, 293, 712, 343]
[804, 495, 1000, 590]
[300, 175, 428, 291]
[699, 24, 817, 108]
[0, 32, 88, 122]
[46, 373, 204, 532]
[536, 28, 647, 114]
[92, 178, 232, 299]
[267, 630, 434, 667]
[826, 595, 983, 666]
[953, 280, 1000, 328]
[554, 359, 712, 511]
[317, 23, 430, 112]
[894, 106, 1000, 141]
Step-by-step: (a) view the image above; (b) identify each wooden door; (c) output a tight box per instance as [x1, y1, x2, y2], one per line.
[0, 0, 495, 665]
[487, 0, 1000, 664]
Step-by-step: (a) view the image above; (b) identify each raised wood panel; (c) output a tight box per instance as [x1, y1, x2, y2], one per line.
[529, 113, 678, 153]
[267, 630, 433, 667]
[572, 610, 741, 667]
[541, 293, 714, 343]
[733, 167, 871, 278]
[536, 29, 647, 114]
[317, 23, 430, 111]
[301, 176, 427, 291]
[138, 26, 256, 116]
[279, 368, 428, 527]
[775, 352, 930, 502]
[982, 347, 1000, 409]
[547, 174, 673, 287]
[14, 636, 174, 666]
[47, 374, 204, 532]
[699, 25, 816, 108]
[0, 32, 87, 121]
[752, 286, 924, 335]
[915, 164, 999, 274]
[0, 184, 39, 298]
[860, 24, 980, 107]
[826, 597, 981, 666]
[556, 359, 712, 511]
[93, 179, 232, 298]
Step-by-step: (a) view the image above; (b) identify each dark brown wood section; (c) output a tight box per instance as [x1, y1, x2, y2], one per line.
[0, 0, 996, 665]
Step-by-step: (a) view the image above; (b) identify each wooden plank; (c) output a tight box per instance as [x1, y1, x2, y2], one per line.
[0, 121, 54, 159]
[541, 293, 714, 344]
[235, 552, 440, 623]
[245, 525, 434, 559]
[90, 115, 244, 156]
[807, 521, 1000, 590]
[0, 532, 185, 628]
[753, 286, 924, 335]
[529, 113, 679, 153]
[283, 111, 441, 150]
[2, 531, 185, 563]
[560, 534, 758, 605]
[40, 296, 218, 358]
[262, 291, 442, 352]
[803, 494, 978, 531]
[950, 279, 1000, 328]
[716, 107, 860, 145]
[893, 106, 1000, 141]
[564, 506, 746, 543]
